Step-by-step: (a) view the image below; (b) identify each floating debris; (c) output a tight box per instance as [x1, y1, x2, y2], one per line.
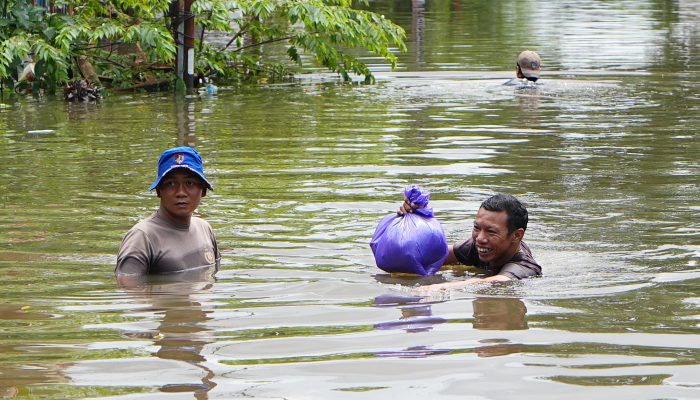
[27, 129, 56, 135]
[63, 80, 102, 102]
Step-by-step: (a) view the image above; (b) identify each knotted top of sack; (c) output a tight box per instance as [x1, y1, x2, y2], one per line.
[404, 185, 434, 218]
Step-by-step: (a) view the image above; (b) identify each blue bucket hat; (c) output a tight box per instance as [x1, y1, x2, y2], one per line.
[149, 147, 213, 191]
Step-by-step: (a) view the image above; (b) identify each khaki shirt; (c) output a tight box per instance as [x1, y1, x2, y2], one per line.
[116, 211, 219, 275]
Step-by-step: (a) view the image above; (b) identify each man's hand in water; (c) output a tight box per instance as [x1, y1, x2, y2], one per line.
[416, 279, 482, 292]
[398, 196, 422, 215]
[417, 275, 511, 292]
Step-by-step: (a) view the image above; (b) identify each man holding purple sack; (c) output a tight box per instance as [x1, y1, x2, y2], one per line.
[400, 194, 541, 290]
[371, 186, 449, 276]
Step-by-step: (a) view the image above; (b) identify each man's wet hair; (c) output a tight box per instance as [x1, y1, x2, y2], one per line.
[480, 194, 528, 233]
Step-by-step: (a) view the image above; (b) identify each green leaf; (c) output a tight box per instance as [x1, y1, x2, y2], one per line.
[11, 8, 29, 29]
[2, 0, 405, 89]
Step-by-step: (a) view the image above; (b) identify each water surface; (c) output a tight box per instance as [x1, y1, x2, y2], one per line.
[1, 0, 699, 398]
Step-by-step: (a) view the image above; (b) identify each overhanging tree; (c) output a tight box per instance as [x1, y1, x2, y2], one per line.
[0, 0, 406, 91]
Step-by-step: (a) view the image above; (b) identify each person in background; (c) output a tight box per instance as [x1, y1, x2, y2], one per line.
[399, 194, 541, 291]
[116, 147, 219, 279]
[504, 50, 541, 85]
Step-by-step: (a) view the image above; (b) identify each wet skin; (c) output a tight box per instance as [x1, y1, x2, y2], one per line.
[471, 208, 524, 268]
[156, 169, 205, 226]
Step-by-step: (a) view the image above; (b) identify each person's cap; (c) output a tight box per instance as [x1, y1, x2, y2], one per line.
[148, 147, 213, 191]
[517, 50, 541, 79]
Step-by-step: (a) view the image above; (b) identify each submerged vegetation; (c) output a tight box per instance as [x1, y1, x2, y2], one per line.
[0, 0, 406, 93]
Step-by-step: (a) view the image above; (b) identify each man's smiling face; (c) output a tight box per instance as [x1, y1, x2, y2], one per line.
[471, 207, 523, 267]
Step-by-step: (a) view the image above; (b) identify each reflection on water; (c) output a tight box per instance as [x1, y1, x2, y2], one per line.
[67, 274, 217, 397]
[373, 295, 529, 358]
[128, 279, 215, 396]
[373, 294, 447, 334]
[1, 0, 700, 398]
[473, 297, 528, 331]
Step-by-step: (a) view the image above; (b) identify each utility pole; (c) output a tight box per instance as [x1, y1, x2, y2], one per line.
[175, 0, 195, 90]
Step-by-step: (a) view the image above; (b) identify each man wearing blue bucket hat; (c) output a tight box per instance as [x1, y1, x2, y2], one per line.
[116, 147, 219, 276]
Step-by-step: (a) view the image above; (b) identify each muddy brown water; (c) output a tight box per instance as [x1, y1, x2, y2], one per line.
[0, 0, 699, 398]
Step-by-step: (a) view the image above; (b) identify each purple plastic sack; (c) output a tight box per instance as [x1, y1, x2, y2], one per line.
[370, 186, 449, 276]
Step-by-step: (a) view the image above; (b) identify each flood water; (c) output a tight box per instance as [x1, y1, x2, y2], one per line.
[1, 0, 699, 398]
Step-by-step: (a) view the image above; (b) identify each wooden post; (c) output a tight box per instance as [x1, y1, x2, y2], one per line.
[184, 0, 195, 90]
[175, 0, 195, 90]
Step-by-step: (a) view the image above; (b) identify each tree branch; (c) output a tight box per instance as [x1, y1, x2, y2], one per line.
[83, 53, 128, 69]
[73, 41, 125, 51]
[198, 8, 213, 53]
[221, 18, 252, 52]
[232, 35, 296, 53]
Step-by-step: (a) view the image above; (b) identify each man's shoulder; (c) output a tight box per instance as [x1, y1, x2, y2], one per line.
[190, 215, 208, 224]
[190, 216, 213, 230]
[503, 78, 543, 88]
[503, 78, 523, 86]
[517, 241, 536, 259]
[505, 241, 542, 277]
[128, 213, 161, 232]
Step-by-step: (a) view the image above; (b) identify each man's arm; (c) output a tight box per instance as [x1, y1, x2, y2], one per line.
[421, 240, 513, 291]
[115, 229, 150, 276]
[443, 244, 459, 265]
[418, 274, 511, 292]
[116, 257, 149, 275]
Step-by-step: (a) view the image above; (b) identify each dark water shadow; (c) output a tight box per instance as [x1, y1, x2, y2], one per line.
[472, 297, 529, 358]
[472, 297, 528, 330]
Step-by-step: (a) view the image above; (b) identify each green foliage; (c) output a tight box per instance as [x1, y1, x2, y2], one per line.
[1, 0, 176, 89]
[194, 0, 406, 83]
[0, 0, 405, 91]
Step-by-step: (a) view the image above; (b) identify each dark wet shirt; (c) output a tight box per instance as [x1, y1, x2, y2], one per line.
[453, 239, 541, 280]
